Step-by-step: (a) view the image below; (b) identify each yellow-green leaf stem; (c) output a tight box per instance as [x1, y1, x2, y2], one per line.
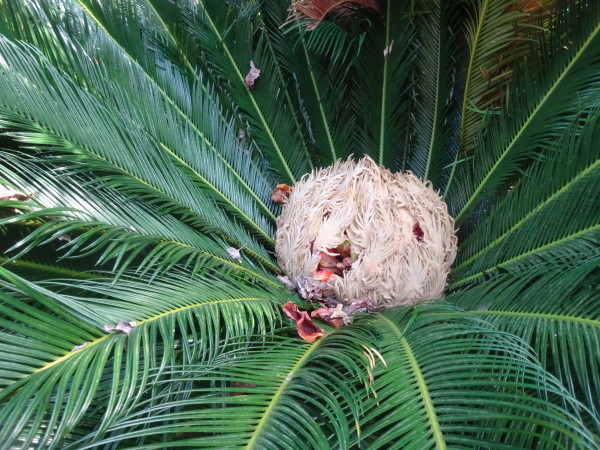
[379, 314, 446, 449]
[244, 340, 321, 449]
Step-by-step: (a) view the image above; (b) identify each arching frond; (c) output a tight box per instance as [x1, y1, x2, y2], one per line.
[350, 1, 415, 168]
[0, 0, 279, 226]
[447, 0, 600, 222]
[352, 303, 598, 448]
[187, 1, 313, 183]
[265, 1, 356, 166]
[0, 154, 279, 280]
[406, 1, 463, 187]
[450, 110, 600, 287]
[449, 263, 600, 431]
[0, 267, 292, 448]
[443, 0, 538, 195]
[56, 303, 599, 448]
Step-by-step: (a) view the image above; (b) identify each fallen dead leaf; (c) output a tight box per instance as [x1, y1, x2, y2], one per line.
[226, 247, 243, 260]
[271, 184, 293, 203]
[104, 321, 136, 336]
[383, 39, 394, 56]
[283, 301, 325, 342]
[244, 60, 261, 90]
[311, 306, 344, 328]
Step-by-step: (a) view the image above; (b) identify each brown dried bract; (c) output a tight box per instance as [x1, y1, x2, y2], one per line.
[0, 186, 32, 202]
[287, 0, 381, 30]
[412, 222, 424, 242]
[311, 304, 345, 328]
[312, 241, 354, 279]
[271, 184, 293, 204]
[283, 301, 325, 342]
[244, 60, 261, 90]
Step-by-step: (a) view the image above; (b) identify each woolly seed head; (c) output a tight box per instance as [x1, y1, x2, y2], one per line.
[275, 156, 457, 308]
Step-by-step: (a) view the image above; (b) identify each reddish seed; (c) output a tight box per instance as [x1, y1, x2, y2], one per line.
[313, 270, 334, 281]
[413, 223, 424, 242]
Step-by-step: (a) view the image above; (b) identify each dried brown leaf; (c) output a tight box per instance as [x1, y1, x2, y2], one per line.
[244, 60, 261, 90]
[287, 0, 381, 29]
[282, 301, 325, 342]
[225, 247, 242, 260]
[311, 307, 344, 328]
[271, 184, 293, 203]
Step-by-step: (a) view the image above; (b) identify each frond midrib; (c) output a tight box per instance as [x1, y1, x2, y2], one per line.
[0, 295, 269, 383]
[423, 8, 444, 182]
[196, 3, 297, 184]
[0, 256, 102, 279]
[450, 224, 600, 287]
[300, 36, 337, 162]
[454, 157, 600, 270]
[454, 19, 600, 223]
[444, 0, 490, 196]
[378, 0, 392, 165]
[243, 340, 321, 449]
[378, 314, 446, 449]
[260, 16, 314, 172]
[142, 0, 198, 80]
[155, 141, 274, 244]
[73, 0, 276, 221]
[468, 310, 600, 328]
[4, 211, 279, 282]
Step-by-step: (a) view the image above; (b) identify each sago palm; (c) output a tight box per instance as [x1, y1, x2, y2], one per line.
[0, 0, 598, 448]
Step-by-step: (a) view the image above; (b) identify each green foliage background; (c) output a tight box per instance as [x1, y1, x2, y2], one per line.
[0, 0, 598, 448]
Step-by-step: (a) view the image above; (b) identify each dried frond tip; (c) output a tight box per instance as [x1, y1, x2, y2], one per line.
[287, 0, 381, 30]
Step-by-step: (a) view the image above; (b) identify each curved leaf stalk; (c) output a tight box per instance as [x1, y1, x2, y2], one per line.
[243, 340, 322, 449]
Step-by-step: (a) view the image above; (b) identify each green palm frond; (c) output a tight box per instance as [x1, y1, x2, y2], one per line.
[1, 0, 599, 447]
[407, 1, 462, 187]
[188, 1, 313, 183]
[451, 110, 600, 287]
[0, 154, 278, 280]
[0, 267, 291, 447]
[353, 304, 597, 448]
[69, 331, 372, 448]
[446, 0, 600, 222]
[450, 262, 600, 431]
[265, 1, 356, 166]
[0, 0, 279, 223]
[42, 303, 597, 449]
[443, 0, 537, 195]
[350, 1, 415, 168]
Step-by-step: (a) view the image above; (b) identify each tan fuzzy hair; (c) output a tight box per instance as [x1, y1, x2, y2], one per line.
[275, 156, 457, 307]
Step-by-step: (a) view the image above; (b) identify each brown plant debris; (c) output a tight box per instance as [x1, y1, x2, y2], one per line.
[104, 321, 136, 336]
[244, 60, 261, 90]
[311, 304, 345, 328]
[225, 247, 243, 260]
[0, 186, 32, 202]
[287, 0, 380, 30]
[282, 301, 325, 342]
[271, 184, 293, 204]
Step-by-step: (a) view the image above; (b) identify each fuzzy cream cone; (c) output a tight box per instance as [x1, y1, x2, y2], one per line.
[275, 156, 457, 307]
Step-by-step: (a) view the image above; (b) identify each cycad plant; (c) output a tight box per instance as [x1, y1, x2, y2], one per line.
[0, 0, 598, 448]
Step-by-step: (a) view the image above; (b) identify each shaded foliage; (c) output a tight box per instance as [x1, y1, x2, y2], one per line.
[0, 0, 598, 448]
